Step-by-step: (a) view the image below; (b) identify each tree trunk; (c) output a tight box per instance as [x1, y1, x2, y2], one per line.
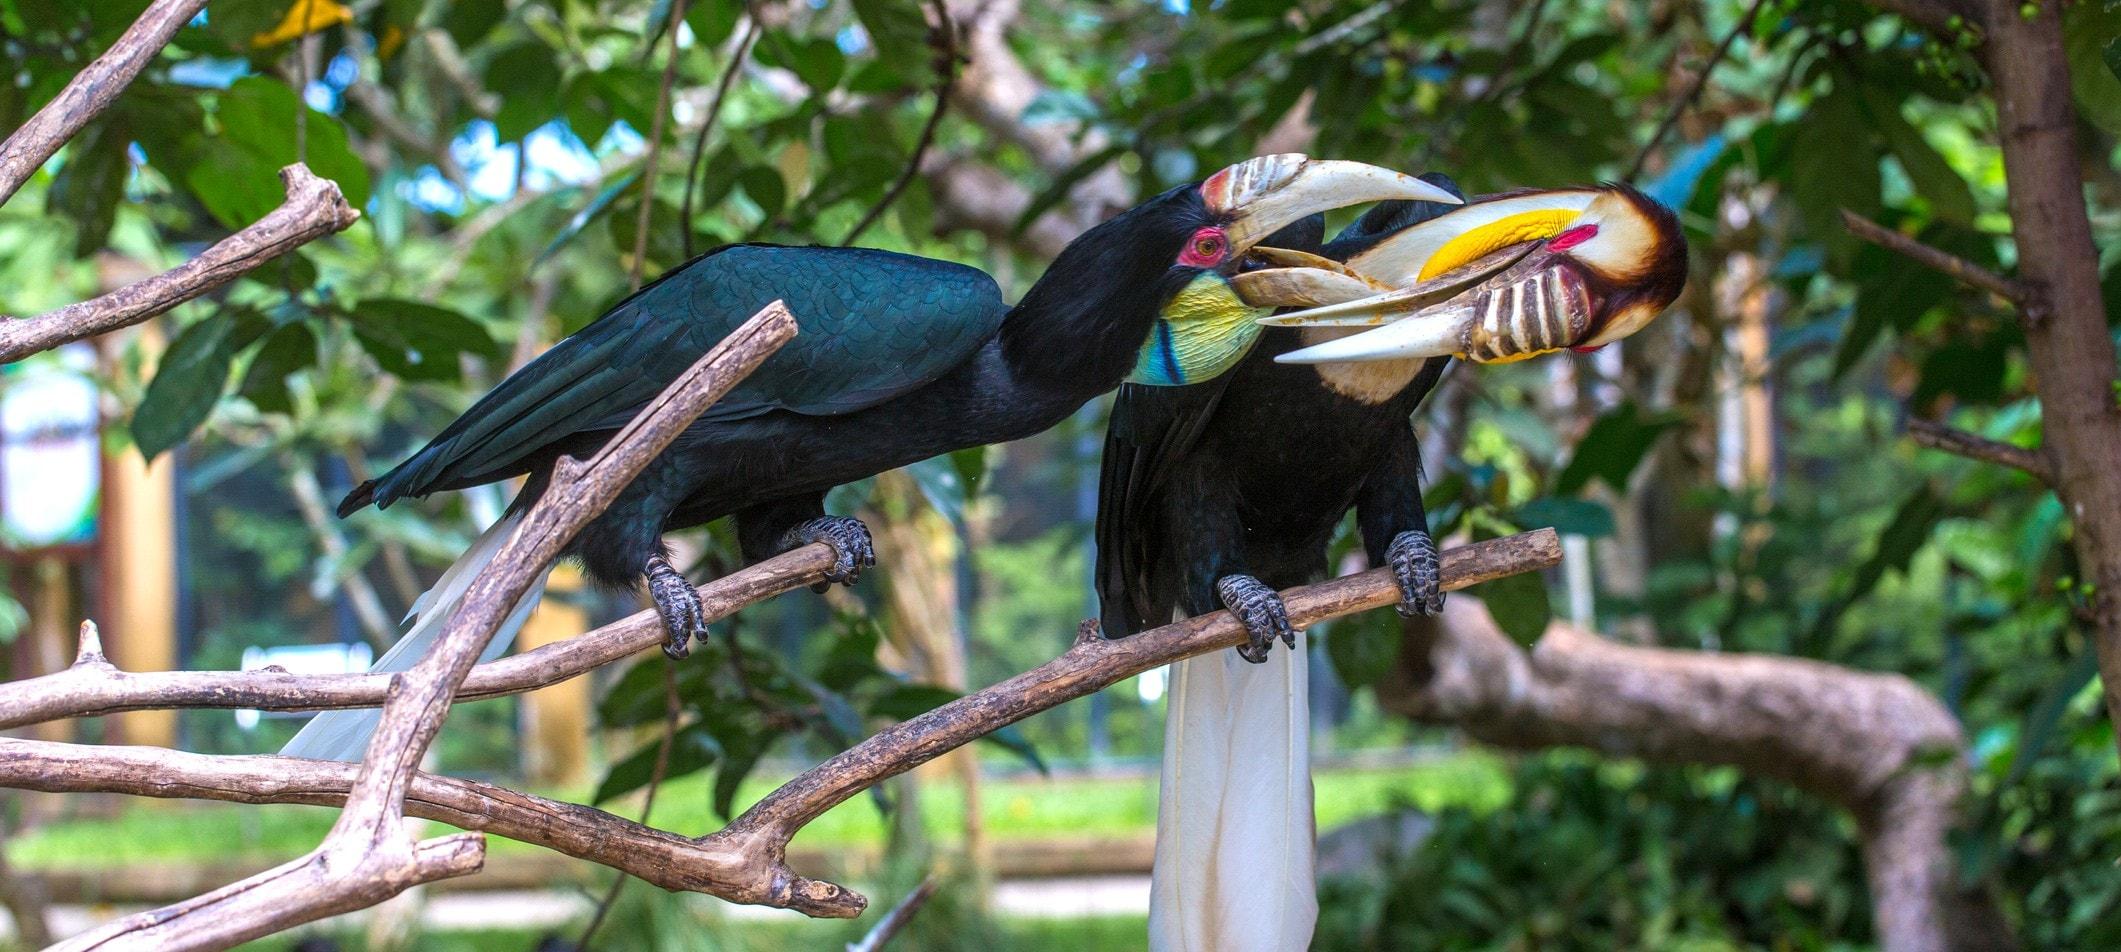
[1978, 0, 2121, 757]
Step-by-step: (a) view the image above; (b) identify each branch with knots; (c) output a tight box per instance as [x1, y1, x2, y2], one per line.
[0, 0, 364, 366]
[0, 412, 1558, 943]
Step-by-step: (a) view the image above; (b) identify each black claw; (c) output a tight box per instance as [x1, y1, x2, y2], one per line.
[1217, 574, 1299, 664]
[782, 516, 876, 591]
[1388, 529, 1445, 617]
[646, 556, 708, 660]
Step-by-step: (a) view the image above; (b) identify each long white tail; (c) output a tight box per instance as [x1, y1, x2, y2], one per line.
[281, 511, 548, 762]
[1148, 628, 1317, 952]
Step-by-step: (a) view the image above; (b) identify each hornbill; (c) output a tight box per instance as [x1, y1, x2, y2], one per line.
[283, 154, 1457, 760]
[1097, 179, 1686, 952]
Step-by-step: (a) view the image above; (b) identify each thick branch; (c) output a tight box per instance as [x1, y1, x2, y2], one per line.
[1840, 209, 2027, 304]
[0, 164, 360, 364]
[0, 0, 209, 207]
[60, 304, 798, 951]
[0, 740, 771, 901]
[703, 530, 1562, 914]
[0, 544, 835, 729]
[1377, 599, 1971, 952]
[1906, 417, 2050, 483]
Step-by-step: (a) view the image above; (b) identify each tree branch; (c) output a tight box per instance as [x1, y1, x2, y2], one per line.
[54, 303, 798, 951]
[1624, 0, 1771, 183]
[1377, 598, 1980, 952]
[0, 544, 835, 729]
[843, 0, 957, 246]
[0, 164, 361, 364]
[0, 530, 1561, 926]
[1840, 209, 2028, 304]
[1906, 417, 2050, 483]
[0, 0, 210, 208]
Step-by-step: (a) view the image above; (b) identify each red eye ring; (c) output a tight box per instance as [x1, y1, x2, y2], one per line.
[1179, 226, 1229, 267]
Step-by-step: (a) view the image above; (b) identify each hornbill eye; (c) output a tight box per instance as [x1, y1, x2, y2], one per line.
[1180, 227, 1229, 267]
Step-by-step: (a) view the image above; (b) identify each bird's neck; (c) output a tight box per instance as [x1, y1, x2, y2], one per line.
[996, 247, 1171, 399]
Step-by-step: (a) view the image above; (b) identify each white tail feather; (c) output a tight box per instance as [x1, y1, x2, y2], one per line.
[1148, 628, 1316, 952]
[280, 512, 549, 762]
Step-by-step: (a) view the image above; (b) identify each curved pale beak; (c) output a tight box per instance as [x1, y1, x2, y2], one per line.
[1203, 154, 1462, 253]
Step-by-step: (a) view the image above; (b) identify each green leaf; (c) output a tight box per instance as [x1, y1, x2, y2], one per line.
[738, 164, 785, 218]
[592, 722, 720, 805]
[1512, 497, 1615, 537]
[347, 298, 501, 382]
[205, 76, 371, 226]
[949, 446, 986, 500]
[1553, 402, 1681, 496]
[1013, 143, 1128, 238]
[485, 42, 565, 142]
[1475, 568, 1550, 647]
[1834, 239, 1953, 380]
[1811, 483, 1945, 646]
[2005, 646, 2101, 787]
[237, 321, 318, 414]
[131, 307, 274, 459]
[758, 35, 845, 92]
[852, 0, 932, 84]
[1786, 82, 1881, 265]
[685, 0, 741, 48]
[1862, 87, 1975, 224]
[47, 116, 129, 256]
[2065, 2, 2121, 135]
[1325, 610, 1401, 689]
[539, 171, 639, 265]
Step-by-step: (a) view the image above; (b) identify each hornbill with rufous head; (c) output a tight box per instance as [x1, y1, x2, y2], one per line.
[1098, 178, 1686, 952]
[282, 155, 1457, 760]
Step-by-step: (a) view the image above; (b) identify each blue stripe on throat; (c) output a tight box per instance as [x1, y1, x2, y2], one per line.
[1155, 320, 1184, 385]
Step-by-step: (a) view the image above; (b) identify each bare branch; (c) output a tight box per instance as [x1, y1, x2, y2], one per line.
[0, 164, 361, 364]
[709, 529, 1562, 914]
[0, 544, 834, 729]
[61, 304, 798, 950]
[1378, 599, 1975, 952]
[848, 874, 942, 952]
[1840, 209, 2028, 304]
[0, 0, 210, 207]
[1906, 417, 2050, 483]
[682, 17, 763, 259]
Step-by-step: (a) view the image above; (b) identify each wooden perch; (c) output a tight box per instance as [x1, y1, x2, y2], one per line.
[0, 529, 1559, 925]
[0, 164, 361, 364]
[0, 0, 209, 208]
[0, 544, 837, 729]
[50, 303, 798, 952]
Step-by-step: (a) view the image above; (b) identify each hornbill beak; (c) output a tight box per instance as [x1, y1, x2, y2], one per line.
[1203, 154, 1463, 254]
[1235, 184, 1687, 364]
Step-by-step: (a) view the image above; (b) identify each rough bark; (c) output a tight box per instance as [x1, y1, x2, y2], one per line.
[0, 165, 361, 364]
[1971, 0, 2121, 760]
[1377, 599, 1984, 952]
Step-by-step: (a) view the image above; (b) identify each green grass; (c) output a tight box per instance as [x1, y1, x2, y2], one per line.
[12, 752, 1507, 871]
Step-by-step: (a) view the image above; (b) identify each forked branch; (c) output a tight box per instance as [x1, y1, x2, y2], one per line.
[0, 165, 361, 364]
[49, 303, 798, 952]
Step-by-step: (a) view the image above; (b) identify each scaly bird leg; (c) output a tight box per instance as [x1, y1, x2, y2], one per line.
[781, 515, 877, 593]
[1217, 574, 1298, 664]
[646, 555, 707, 660]
[1388, 528, 1445, 617]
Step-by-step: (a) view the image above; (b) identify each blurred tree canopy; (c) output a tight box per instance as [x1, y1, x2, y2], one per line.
[3, 0, 2120, 945]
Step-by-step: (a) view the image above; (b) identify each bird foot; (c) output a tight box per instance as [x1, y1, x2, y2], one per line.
[1217, 574, 1298, 664]
[1388, 529, 1445, 617]
[781, 515, 876, 592]
[646, 556, 707, 660]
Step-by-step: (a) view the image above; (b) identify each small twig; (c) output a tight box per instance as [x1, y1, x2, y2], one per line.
[575, 662, 683, 949]
[1625, 0, 1771, 183]
[846, 874, 942, 952]
[843, 0, 958, 246]
[630, 0, 690, 290]
[0, 0, 209, 207]
[682, 17, 762, 259]
[1840, 209, 2029, 303]
[1907, 417, 2050, 483]
[0, 164, 360, 364]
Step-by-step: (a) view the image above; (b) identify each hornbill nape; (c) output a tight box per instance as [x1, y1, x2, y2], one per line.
[1099, 180, 1686, 952]
[283, 154, 1457, 761]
